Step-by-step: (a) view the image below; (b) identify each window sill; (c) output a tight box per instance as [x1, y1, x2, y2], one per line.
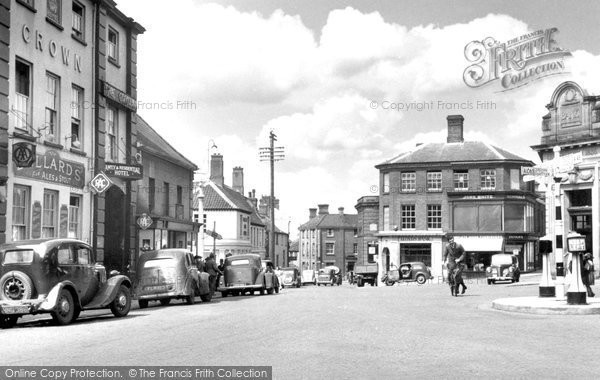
[46, 17, 64, 31]
[70, 148, 87, 156]
[43, 140, 64, 149]
[108, 57, 120, 68]
[16, 0, 37, 13]
[12, 131, 36, 142]
[71, 33, 87, 46]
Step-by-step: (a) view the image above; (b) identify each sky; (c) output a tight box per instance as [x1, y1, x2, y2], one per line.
[116, 0, 600, 236]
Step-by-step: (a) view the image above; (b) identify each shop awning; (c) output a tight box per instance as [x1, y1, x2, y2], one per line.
[454, 236, 503, 252]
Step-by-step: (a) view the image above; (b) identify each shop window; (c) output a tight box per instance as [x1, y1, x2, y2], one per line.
[72, 1, 85, 40]
[401, 172, 416, 192]
[400, 244, 431, 266]
[68, 195, 81, 238]
[504, 204, 525, 232]
[47, 0, 61, 25]
[42, 190, 58, 238]
[453, 170, 469, 191]
[401, 205, 415, 229]
[453, 205, 477, 231]
[569, 189, 592, 207]
[45, 72, 59, 137]
[480, 169, 496, 190]
[572, 215, 591, 232]
[15, 59, 32, 133]
[427, 171, 442, 192]
[12, 185, 31, 241]
[479, 205, 502, 231]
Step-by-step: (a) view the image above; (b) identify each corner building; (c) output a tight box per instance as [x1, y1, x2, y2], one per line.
[375, 115, 545, 280]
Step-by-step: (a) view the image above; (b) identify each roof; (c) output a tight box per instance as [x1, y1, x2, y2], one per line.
[136, 115, 198, 171]
[202, 182, 254, 213]
[298, 213, 358, 230]
[378, 141, 531, 167]
[317, 214, 358, 229]
[289, 241, 299, 251]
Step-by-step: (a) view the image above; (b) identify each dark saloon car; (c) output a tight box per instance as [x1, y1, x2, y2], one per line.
[280, 267, 301, 288]
[0, 239, 132, 328]
[486, 253, 520, 284]
[382, 262, 433, 286]
[218, 254, 279, 297]
[134, 249, 212, 308]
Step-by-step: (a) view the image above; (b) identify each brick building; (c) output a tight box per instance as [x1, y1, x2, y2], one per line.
[134, 116, 200, 259]
[298, 204, 358, 275]
[355, 196, 379, 268]
[375, 115, 545, 280]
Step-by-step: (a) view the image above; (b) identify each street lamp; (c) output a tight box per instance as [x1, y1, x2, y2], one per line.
[566, 232, 588, 305]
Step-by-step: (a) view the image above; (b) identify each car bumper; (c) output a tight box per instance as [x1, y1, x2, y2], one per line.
[217, 284, 263, 292]
[0, 299, 44, 316]
[487, 275, 515, 281]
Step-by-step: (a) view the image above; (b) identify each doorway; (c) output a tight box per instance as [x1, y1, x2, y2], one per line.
[104, 186, 126, 272]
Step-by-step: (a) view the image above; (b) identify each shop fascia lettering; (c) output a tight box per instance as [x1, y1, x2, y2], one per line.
[22, 24, 82, 73]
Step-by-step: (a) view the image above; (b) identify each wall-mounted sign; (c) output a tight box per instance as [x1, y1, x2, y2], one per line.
[89, 172, 112, 194]
[137, 213, 153, 230]
[12, 142, 36, 168]
[104, 162, 143, 180]
[100, 80, 137, 111]
[14, 150, 85, 188]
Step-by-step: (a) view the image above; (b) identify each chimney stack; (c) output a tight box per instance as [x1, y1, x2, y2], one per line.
[318, 204, 329, 215]
[260, 204, 268, 215]
[338, 207, 344, 215]
[232, 167, 244, 194]
[446, 115, 464, 143]
[247, 190, 258, 209]
[309, 208, 317, 219]
[210, 154, 224, 187]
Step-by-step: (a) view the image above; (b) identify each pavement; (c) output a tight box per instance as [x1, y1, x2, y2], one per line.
[491, 271, 600, 314]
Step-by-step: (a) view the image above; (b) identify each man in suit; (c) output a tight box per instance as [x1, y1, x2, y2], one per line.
[443, 235, 466, 296]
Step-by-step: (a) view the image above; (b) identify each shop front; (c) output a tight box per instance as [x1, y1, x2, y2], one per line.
[138, 217, 200, 252]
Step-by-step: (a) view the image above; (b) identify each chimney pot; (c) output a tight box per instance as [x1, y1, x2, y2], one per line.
[318, 204, 329, 215]
[338, 207, 344, 215]
[446, 115, 464, 143]
[232, 167, 244, 194]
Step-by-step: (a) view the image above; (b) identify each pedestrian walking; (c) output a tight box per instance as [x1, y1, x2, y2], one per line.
[204, 253, 223, 295]
[443, 235, 466, 297]
[582, 252, 595, 297]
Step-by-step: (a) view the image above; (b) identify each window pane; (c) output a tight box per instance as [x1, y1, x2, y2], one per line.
[453, 206, 477, 231]
[504, 204, 524, 232]
[479, 205, 502, 231]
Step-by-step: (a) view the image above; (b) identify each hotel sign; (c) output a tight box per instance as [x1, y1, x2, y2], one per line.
[14, 150, 85, 188]
[104, 162, 143, 180]
[101, 81, 137, 111]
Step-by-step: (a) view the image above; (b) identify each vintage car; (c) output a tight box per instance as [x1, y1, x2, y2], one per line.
[382, 262, 433, 286]
[0, 239, 132, 328]
[301, 269, 317, 285]
[217, 254, 279, 297]
[486, 253, 520, 284]
[316, 266, 342, 286]
[280, 267, 301, 288]
[134, 249, 212, 308]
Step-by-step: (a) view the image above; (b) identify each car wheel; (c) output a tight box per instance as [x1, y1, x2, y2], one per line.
[0, 315, 19, 329]
[200, 292, 212, 302]
[275, 285, 279, 294]
[110, 285, 131, 318]
[267, 287, 274, 295]
[221, 291, 228, 298]
[416, 274, 426, 285]
[259, 288, 265, 295]
[357, 278, 364, 287]
[0, 271, 34, 301]
[487, 279, 492, 285]
[52, 289, 75, 326]
[385, 280, 394, 286]
[185, 293, 195, 305]
[160, 298, 171, 306]
[317, 283, 320, 286]
[138, 299, 149, 309]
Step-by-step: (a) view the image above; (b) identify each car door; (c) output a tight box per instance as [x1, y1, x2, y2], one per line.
[75, 244, 98, 304]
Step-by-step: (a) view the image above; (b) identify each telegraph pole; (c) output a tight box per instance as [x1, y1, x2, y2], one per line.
[259, 131, 284, 260]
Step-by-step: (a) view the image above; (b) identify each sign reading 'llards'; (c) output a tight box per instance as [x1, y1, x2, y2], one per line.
[104, 162, 143, 179]
[14, 150, 85, 188]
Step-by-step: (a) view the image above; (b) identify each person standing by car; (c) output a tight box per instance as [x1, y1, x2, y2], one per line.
[582, 252, 595, 297]
[443, 236, 465, 296]
[205, 253, 222, 295]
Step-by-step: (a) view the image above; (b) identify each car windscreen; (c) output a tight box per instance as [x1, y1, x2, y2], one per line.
[230, 259, 251, 266]
[491, 255, 513, 266]
[3, 250, 34, 264]
[143, 257, 177, 269]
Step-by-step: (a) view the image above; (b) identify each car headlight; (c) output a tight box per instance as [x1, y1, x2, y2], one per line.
[502, 269, 509, 276]
[508, 267, 514, 273]
[486, 267, 491, 273]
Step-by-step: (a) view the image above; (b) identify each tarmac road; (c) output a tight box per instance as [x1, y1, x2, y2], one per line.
[2, 275, 599, 379]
